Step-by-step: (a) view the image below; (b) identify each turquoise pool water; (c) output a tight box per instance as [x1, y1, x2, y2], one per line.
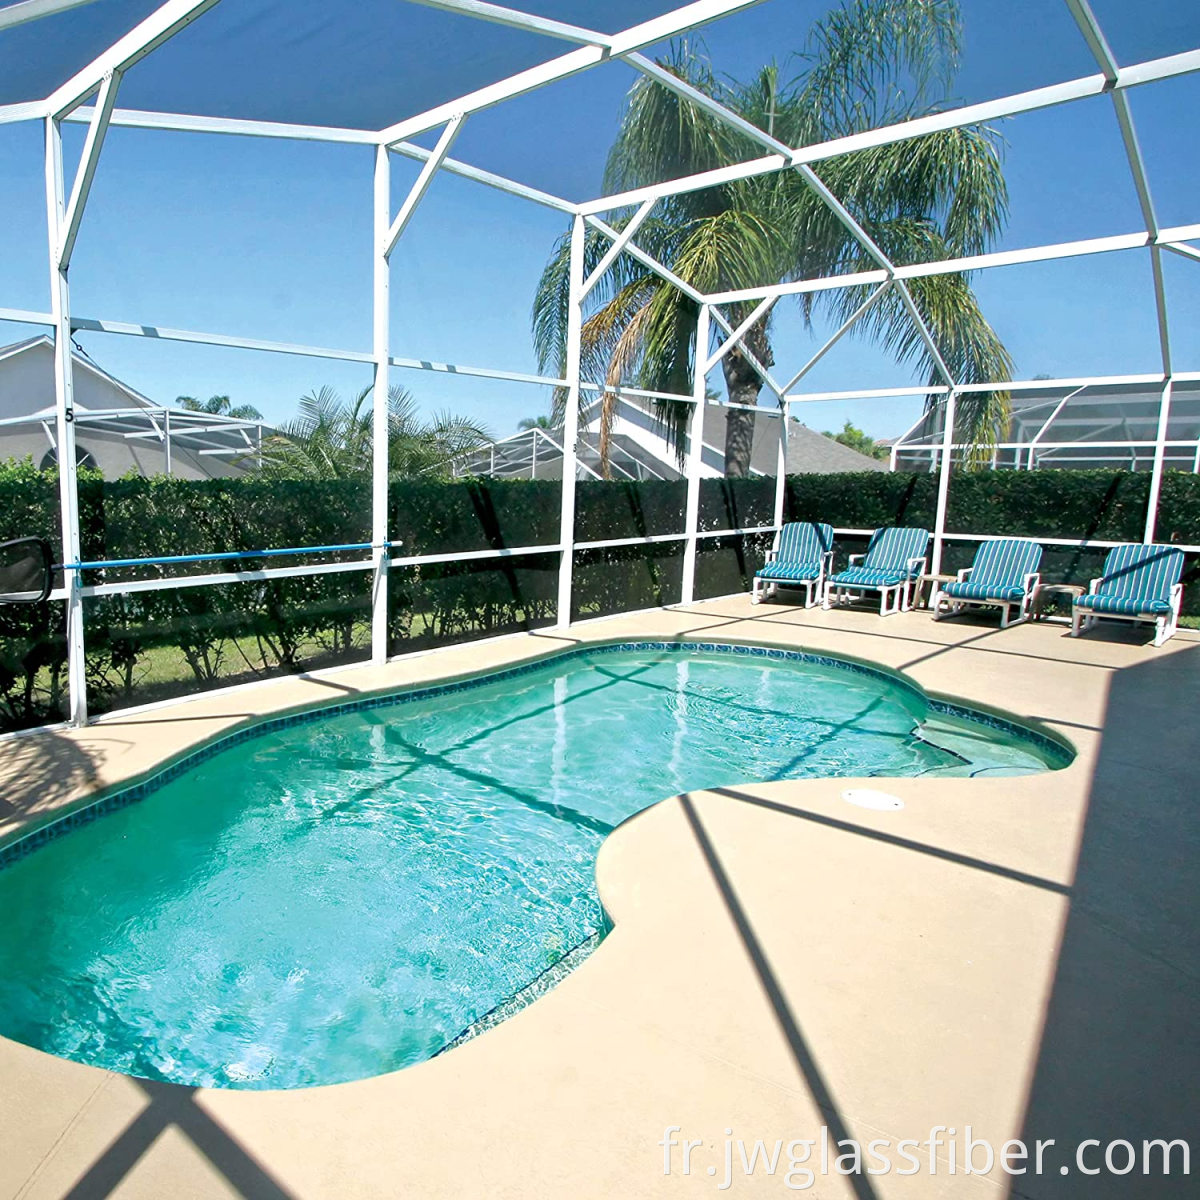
[0, 644, 1066, 1089]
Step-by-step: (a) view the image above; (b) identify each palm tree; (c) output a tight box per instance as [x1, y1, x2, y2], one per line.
[258, 385, 491, 480]
[532, 0, 1012, 477]
[517, 414, 554, 431]
[177, 394, 263, 421]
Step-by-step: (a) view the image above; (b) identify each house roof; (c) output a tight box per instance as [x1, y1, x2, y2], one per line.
[699, 403, 887, 474]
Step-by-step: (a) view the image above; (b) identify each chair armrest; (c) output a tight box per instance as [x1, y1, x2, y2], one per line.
[907, 556, 927, 578]
[1089, 576, 1103, 593]
[765, 548, 778, 563]
[820, 550, 835, 571]
[956, 567, 972, 582]
[1024, 572, 1041, 595]
[1171, 581, 1184, 610]
[848, 553, 865, 565]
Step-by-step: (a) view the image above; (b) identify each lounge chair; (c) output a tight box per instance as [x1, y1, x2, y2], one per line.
[934, 538, 1043, 628]
[824, 526, 929, 616]
[752, 521, 835, 607]
[1071, 543, 1185, 647]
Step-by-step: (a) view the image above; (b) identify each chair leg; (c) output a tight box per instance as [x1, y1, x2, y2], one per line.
[752, 577, 763, 605]
[1070, 606, 1083, 637]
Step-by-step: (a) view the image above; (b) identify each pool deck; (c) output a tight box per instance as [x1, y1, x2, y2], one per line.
[1, 596, 1197, 1199]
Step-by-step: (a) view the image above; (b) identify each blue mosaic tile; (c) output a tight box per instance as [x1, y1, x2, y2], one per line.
[0, 639, 1070, 869]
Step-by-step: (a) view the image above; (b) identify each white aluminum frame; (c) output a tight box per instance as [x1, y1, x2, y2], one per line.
[1, 0, 1197, 726]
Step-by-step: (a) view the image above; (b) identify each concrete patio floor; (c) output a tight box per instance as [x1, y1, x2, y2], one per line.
[1, 596, 1197, 1199]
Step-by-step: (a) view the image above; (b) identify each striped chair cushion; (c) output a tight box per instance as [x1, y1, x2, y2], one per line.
[755, 522, 833, 582]
[1076, 543, 1184, 616]
[1078, 593, 1173, 616]
[942, 579, 1027, 602]
[828, 565, 908, 589]
[942, 538, 1042, 603]
[860, 526, 929, 576]
[757, 560, 823, 581]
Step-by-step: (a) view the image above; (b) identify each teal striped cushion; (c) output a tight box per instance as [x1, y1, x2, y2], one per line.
[756, 522, 833, 582]
[1076, 543, 1184, 615]
[942, 539, 1042, 603]
[828, 565, 907, 588]
[1079, 593, 1173, 616]
[861, 526, 929, 575]
[775, 522, 834, 565]
[757, 560, 822, 581]
[943, 579, 1027, 602]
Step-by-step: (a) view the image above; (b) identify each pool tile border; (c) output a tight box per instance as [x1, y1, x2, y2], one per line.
[0, 640, 1071, 871]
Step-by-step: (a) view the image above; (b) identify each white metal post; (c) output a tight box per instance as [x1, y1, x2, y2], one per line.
[774, 400, 788, 526]
[371, 144, 390, 664]
[164, 407, 172, 475]
[1144, 379, 1173, 543]
[555, 214, 585, 627]
[930, 390, 957, 577]
[680, 303, 710, 604]
[44, 116, 87, 725]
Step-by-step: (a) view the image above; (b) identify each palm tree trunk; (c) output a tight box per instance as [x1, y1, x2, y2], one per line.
[720, 321, 773, 477]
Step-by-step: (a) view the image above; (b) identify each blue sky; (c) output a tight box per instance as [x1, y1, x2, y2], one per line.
[1, 0, 1199, 441]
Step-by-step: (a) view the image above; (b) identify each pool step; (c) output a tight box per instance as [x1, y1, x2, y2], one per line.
[913, 717, 998, 765]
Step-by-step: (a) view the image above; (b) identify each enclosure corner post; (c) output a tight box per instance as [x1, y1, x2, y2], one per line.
[930, 389, 957, 578]
[370, 143, 391, 664]
[679, 303, 710, 605]
[774, 396, 789, 528]
[1144, 377, 1173, 543]
[555, 214, 585, 628]
[44, 115, 87, 727]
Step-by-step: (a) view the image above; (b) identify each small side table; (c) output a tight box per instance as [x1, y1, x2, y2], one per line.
[918, 573, 958, 611]
[1032, 583, 1085, 623]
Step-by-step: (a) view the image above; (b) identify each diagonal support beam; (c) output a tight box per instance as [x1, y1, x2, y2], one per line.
[383, 114, 465, 259]
[709, 307, 784, 396]
[581, 198, 656, 298]
[381, 0, 768, 145]
[779, 282, 890, 395]
[704, 295, 777, 374]
[46, 0, 220, 120]
[624, 52, 791, 157]
[58, 69, 120, 269]
[586, 214, 784, 395]
[798, 162, 956, 386]
[1067, 0, 1172, 376]
[401, 0, 612, 46]
[1163, 241, 1200, 265]
[585, 215, 705, 303]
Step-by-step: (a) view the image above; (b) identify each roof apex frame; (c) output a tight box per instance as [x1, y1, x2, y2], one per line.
[45, 0, 221, 120]
[380, 0, 769, 146]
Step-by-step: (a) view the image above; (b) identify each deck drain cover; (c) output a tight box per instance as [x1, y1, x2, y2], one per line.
[841, 788, 904, 811]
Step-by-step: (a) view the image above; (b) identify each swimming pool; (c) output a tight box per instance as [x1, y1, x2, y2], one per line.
[0, 642, 1068, 1090]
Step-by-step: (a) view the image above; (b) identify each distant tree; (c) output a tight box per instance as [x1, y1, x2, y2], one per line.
[177, 394, 263, 421]
[517, 414, 554, 431]
[823, 419, 887, 459]
[259, 385, 491, 480]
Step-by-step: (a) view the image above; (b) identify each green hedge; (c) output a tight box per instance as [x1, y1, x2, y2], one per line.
[1, 465, 1197, 733]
